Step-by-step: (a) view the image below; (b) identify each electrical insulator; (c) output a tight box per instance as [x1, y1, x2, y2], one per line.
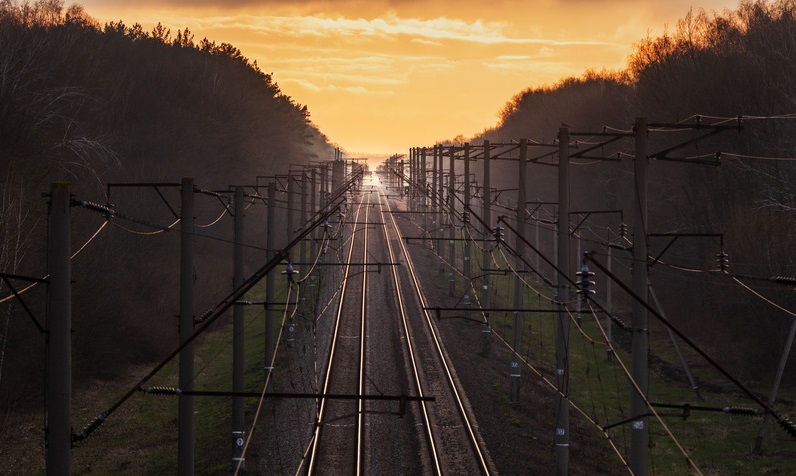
[611, 314, 628, 330]
[576, 264, 596, 299]
[197, 307, 215, 323]
[778, 417, 796, 439]
[493, 223, 504, 242]
[284, 263, 296, 282]
[462, 211, 469, 223]
[73, 412, 107, 442]
[619, 222, 627, 237]
[322, 218, 330, 230]
[717, 251, 730, 272]
[154, 386, 178, 395]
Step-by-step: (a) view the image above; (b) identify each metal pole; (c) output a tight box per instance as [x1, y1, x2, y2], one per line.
[463, 143, 471, 280]
[631, 118, 649, 476]
[415, 148, 419, 213]
[407, 149, 412, 210]
[310, 168, 317, 262]
[301, 172, 308, 266]
[576, 237, 582, 321]
[410, 148, 415, 213]
[397, 153, 400, 191]
[754, 317, 796, 453]
[232, 186, 245, 470]
[448, 146, 456, 296]
[535, 216, 540, 280]
[555, 128, 571, 475]
[333, 159, 344, 196]
[510, 139, 527, 403]
[421, 147, 428, 238]
[399, 160, 405, 198]
[481, 141, 492, 356]
[179, 177, 195, 476]
[300, 172, 308, 316]
[265, 183, 276, 385]
[287, 173, 296, 250]
[431, 145, 438, 255]
[417, 148, 422, 210]
[46, 182, 71, 476]
[436, 146, 445, 273]
[322, 164, 329, 209]
[607, 231, 613, 359]
[390, 155, 395, 190]
[648, 284, 701, 400]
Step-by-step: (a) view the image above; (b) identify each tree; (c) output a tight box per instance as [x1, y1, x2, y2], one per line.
[151, 22, 170, 42]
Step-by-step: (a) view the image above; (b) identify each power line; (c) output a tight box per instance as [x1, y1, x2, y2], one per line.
[0, 220, 109, 304]
[72, 176, 357, 443]
[584, 252, 796, 438]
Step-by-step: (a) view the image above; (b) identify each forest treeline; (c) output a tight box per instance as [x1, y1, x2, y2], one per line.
[2, 0, 796, 420]
[0, 0, 333, 412]
[473, 0, 796, 381]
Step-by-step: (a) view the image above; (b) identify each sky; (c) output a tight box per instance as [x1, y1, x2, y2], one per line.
[78, 0, 741, 155]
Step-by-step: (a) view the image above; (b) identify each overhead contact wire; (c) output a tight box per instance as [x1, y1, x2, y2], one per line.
[0, 219, 110, 304]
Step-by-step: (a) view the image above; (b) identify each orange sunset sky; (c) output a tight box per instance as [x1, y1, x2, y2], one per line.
[78, 0, 740, 155]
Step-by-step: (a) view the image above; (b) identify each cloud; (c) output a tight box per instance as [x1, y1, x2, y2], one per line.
[84, 0, 515, 18]
[410, 37, 443, 47]
[77, 0, 742, 154]
[146, 12, 620, 47]
[281, 78, 395, 96]
[286, 78, 323, 92]
[496, 55, 532, 61]
[281, 67, 406, 86]
[328, 84, 395, 96]
[281, 79, 396, 97]
[487, 57, 563, 72]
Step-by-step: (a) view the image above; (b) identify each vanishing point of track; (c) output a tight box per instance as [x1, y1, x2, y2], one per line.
[304, 173, 493, 475]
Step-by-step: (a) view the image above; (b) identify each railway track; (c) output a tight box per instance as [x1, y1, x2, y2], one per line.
[302, 173, 493, 475]
[306, 188, 371, 474]
[378, 180, 494, 475]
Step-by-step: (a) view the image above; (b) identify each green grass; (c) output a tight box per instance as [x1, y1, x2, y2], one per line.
[11, 225, 794, 475]
[1, 278, 296, 475]
[430, 227, 796, 475]
[76, 309, 274, 474]
[531, 302, 796, 474]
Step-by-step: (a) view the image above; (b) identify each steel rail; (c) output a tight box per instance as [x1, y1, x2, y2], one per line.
[355, 192, 370, 475]
[384, 186, 492, 475]
[377, 188, 443, 475]
[307, 193, 367, 474]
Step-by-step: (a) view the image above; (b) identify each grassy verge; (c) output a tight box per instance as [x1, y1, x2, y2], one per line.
[425, 225, 796, 474]
[2, 280, 293, 475]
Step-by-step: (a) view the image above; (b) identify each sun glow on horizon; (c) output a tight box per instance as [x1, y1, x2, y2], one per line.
[80, 0, 741, 154]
